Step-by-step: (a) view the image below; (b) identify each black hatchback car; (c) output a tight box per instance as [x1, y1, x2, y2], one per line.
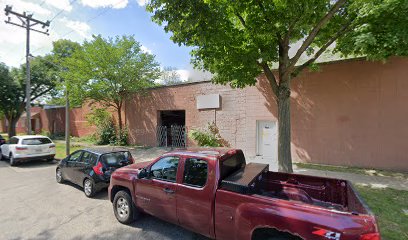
[56, 148, 134, 197]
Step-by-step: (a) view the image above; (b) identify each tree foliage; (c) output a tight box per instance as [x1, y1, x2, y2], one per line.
[63, 35, 161, 129]
[147, 0, 408, 172]
[161, 66, 184, 85]
[0, 56, 58, 137]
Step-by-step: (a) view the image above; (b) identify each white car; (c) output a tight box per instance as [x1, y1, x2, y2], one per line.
[0, 135, 56, 166]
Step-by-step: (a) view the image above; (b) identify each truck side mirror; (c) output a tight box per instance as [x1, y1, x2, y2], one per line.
[138, 168, 149, 179]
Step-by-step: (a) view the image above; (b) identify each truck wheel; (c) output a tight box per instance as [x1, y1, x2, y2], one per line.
[83, 178, 96, 198]
[9, 154, 16, 166]
[113, 190, 138, 224]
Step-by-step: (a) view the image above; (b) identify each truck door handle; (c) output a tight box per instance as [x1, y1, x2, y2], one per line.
[163, 188, 175, 194]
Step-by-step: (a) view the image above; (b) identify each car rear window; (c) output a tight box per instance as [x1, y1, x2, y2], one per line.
[100, 152, 131, 166]
[220, 151, 246, 180]
[22, 138, 52, 145]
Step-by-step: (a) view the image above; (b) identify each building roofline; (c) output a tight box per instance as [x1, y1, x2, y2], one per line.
[148, 57, 370, 89]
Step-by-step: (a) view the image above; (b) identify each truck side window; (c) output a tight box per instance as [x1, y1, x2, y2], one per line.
[150, 156, 179, 182]
[183, 158, 208, 188]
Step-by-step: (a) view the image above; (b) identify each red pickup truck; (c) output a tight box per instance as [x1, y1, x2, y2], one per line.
[108, 148, 380, 240]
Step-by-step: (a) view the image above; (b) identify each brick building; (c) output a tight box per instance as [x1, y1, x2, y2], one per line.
[0, 105, 96, 137]
[125, 57, 408, 171]
[1, 57, 407, 171]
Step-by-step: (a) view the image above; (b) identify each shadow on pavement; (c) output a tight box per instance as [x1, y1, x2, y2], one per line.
[61, 181, 109, 201]
[13, 159, 58, 169]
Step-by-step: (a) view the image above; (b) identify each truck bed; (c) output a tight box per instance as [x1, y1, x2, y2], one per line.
[220, 163, 369, 214]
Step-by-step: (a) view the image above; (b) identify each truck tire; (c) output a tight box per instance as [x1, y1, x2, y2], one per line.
[113, 190, 138, 224]
[252, 228, 302, 240]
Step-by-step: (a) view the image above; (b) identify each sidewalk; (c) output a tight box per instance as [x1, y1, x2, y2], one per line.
[294, 166, 408, 191]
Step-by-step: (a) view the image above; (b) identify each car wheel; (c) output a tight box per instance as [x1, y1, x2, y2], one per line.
[0, 152, 3, 161]
[113, 190, 138, 224]
[9, 154, 16, 166]
[83, 178, 96, 198]
[56, 168, 64, 183]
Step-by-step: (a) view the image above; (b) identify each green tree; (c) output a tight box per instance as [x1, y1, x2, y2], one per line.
[45, 39, 82, 106]
[63, 35, 161, 129]
[147, 0, 408, 172]
[161, 66, 183, 85]
[0, 57, 58, 137]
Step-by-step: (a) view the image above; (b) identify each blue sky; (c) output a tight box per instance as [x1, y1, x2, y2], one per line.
[0, 0, 210, 80]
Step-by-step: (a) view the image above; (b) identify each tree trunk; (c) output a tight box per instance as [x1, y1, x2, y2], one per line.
[117, 105, 123, 130]
[7, 117, 18, 138]
[277, 86, 293, 173]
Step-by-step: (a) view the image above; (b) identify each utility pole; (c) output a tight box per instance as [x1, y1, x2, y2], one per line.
[4, 5, 50, 135]
[65, 90, 70, 156]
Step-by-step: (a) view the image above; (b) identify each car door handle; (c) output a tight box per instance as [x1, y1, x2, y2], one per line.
[163, 188, 175, 194]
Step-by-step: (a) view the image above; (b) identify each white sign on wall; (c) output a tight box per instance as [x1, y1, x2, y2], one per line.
[196, 94, 220, 109]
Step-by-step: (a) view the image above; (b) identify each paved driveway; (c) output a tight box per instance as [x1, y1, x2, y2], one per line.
[0, 159, 209, 240]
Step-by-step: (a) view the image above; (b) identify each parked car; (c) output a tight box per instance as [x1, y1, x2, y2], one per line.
[109, 148, 381, 240]
[56, 148, 134, 197]
[0, 135, 55, 166]
[0, 135, 6, 146]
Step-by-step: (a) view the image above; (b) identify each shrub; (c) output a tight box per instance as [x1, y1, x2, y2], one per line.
[189, 122, 230, 147]
[114, 126, 129, 146]
[87, 108, 116, 145]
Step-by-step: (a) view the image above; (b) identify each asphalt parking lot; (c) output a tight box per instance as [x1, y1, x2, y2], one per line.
[0, 159, 209, 240]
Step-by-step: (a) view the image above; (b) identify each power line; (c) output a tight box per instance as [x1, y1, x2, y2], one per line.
[50, 0, 77, 22]
[31, 0, 127, 55]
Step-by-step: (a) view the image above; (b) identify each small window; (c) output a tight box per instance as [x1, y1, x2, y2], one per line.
[81, 152, 98, 165]
[9, 137, 19, 145]
[68, 151, 83, 162]
[183, 158, 208, 188]
[150, 156, 179, 182]
[101, 151, 131, 167]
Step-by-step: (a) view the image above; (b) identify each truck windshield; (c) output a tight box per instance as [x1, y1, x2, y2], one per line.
[220, 151, 245, 180]
[22, 138, 52, 145]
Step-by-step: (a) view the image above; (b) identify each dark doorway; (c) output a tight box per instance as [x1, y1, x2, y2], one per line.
[159, 110, 185, 127]
[157, 110, 186, 147]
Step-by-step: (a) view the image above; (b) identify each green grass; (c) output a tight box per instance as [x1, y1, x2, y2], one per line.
[295, 162, 408, 180]
[55, 143, 83, 159]
[356, 186, 408, 240]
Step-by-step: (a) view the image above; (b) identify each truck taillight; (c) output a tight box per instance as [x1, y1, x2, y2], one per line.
[360, 233, 381, 240]
[93, 162, 104, 175]
[16, 147, 27, 151]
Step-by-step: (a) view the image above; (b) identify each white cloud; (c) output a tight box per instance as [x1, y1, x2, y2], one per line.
[60, 18, 91, 39]
[2, 0, 52, 16]
[136, 0, 149, 6]
[44, 0, 73, 12]
[140, 45, 152, 54]
[176, 69, 189, 81]
[80, 0, 129, 9]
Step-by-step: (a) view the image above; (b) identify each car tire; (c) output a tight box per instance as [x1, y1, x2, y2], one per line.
[9, 154, 16, 166]
[56, 168, 64, 183]
[113, 190, 138, 224]
[0, 152, 3, 161]
[83, 178, 96, 198]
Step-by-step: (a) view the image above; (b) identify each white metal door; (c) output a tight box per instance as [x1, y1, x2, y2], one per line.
[256, 121, 278, 160]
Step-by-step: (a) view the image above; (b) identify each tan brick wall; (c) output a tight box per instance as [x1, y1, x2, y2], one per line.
[126, 57, 408, 171]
